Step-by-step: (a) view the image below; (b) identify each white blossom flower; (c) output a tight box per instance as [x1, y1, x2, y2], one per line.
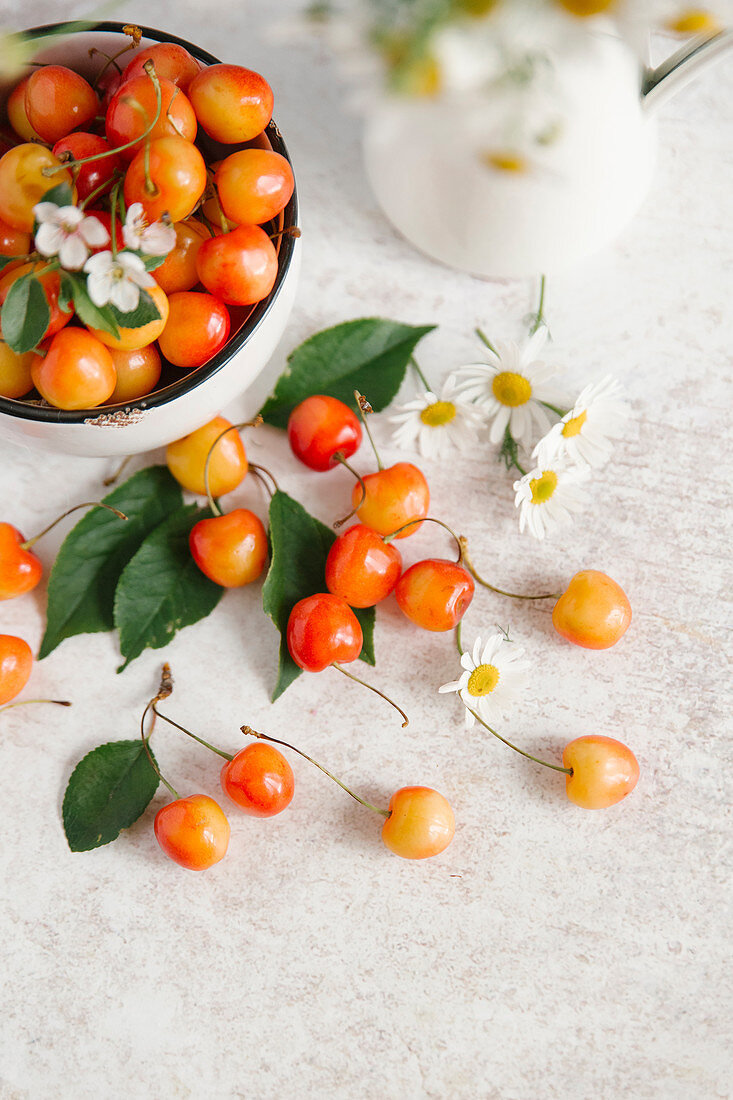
[33, 203, 109, 270]
[533, 376, 627, 469]
[513, 460, 590, 540]
[451, 324, 560, 448]
[122, 203, 176, 255]
[388, 376, 486, 459]
[83, 250, 155, 313]
[439, 632, 530, 729]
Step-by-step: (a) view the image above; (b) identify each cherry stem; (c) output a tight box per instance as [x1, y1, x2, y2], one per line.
[476, 327, 499, 357]
[269, 226, 301, 242]
[529, 274, 547, 335]
[354, 390, 383, 470]
[410, 356, 432, 394]
[103, 454, 133, 487]
[109, 180, 121, 257]
[454, 621, 463, 657]
[241, 725, 390, 818]
[459, 538, 560, 600]
[152, 704, 233, 762]
[0, 699, 71, 713]
[42, 59, 163, 177]
[464, 705, 572, 776]
[139, 664, 179, 798]
[331, 663, 409, 728]
[539, 400, 568, 418]
[21, 501, 127, 550]
[383, 516, 462, 562]
[78, 170, 124, 212]
[90, 25, 141, 87]
[248, 461, 279, 499]
[203, 416, 263, 518]
[332, 453, 367, 528]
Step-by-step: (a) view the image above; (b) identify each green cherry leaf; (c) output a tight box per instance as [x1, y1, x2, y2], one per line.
[39, 467, 183, 660]
[114, 503, 223, 672]
[64, 271, 120, 338]
[141, 254, 168, 271]
[0, 253, 24, 271]
[62, 739, 160, 852]
[258, 318, 436, 429]
[109, 286, 161, 330]
[0, 273, 50, 353]
[262, 489, 375, 702]
[37, 180, 75, 212]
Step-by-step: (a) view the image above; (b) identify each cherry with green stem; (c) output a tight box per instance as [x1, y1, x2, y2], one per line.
[241, 725, 455, 859]
[354, 390, 383, 470]
[410, 355, 433, 394]
[202, 415, 263, 517]
[464, 704, 571, 776]
[0, 699, 71, 713]
[330, 661, 409, 728]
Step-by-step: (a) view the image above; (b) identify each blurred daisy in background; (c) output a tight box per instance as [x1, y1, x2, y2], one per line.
[389, 375, 486, 459]
[439, 631, 530, 728]
[532, 375, 627, 468]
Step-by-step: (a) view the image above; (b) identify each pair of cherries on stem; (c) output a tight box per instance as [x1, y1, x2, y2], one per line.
[145, 666, 454, 868]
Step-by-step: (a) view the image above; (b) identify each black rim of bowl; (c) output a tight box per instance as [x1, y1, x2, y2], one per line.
[0, 21, 298, 425]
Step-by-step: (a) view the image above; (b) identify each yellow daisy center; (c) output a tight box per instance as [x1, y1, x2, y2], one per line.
[555, 0, 616, 15]
[668, 9, 720, 34]
[420, 400, 456, 427]
[562, 409, 587, 438]
[492, 371, 532, 408]
[467, 664, 500, 697]
[530, 470, 558, 504]
[483, 151, 528, 174]
[457, 0, 499, 14]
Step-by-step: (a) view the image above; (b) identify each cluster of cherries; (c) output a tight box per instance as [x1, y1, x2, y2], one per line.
[0, 33, 293, 408]
[126, 390, 638, 870]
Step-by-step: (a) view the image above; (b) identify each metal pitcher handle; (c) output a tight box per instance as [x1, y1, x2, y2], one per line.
[643, 29, 733, 111]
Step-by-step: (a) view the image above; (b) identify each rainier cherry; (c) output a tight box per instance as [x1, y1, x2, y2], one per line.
[287, 395, 362, 472]
[0, 635, 33, 704]
[24, 65, 98, 143]
[215, 149, 294, 226]
[287, 593, 363, 672]
[154, 794, 230, 870]
[124, 136, 207, 224]
[395, 559, 474, 631]
[195, 224, 278, 306]
[188, 64, 273, 143]
[325, 524, 402, 608]
[0, 342, 35, 400]
[88, 283, 169, 352]
[553, 570, 631, 649]
[563, 736, 639, 809]
[121, 42, 202, 91]
[352, 462, 430, 539]
[158, 291, 230, 369]
[166, 416, 248, 497]
[31, 329, 116, 410]
[0, 524, 43, 600]
[108, 345, 162, 403]
[220, 743, 294, 817]
[0, 145, 74, 231]
[189, 509, 267, 588]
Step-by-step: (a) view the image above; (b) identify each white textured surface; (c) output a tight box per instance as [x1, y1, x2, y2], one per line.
[1, 4, 732, 1098]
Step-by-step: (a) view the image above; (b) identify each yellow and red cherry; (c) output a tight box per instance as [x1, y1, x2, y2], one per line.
[0, 216, 31, 259]
[105, 75, 197, 161]
[352, 462, 430, 539]
[24, 65, 98, 143]
[7, 77, 41, 141]
[0, 634, 33, 704]
[189, 508, 267, 588]
[0, 342, 35, 400]
[166, 415, 248, 497]
[287, 395, 362, 472]
[52, 133, 121, 203]
[287, 593, 363, 672]
[124, 136, 206, 224]
[153, 219, 208, 294]
[325, 524, 402, 608]
[381, 786, 456, 859]
[0, 145, 74, 231]
[0, 523, 43, 601]
[31, 329, 116, 410]
[220, 743, 294, 817]
[0, 263, 73, 341]
[153, 793, 230, 870]
[395, 559, 475, 631]
[195, 224, 278, 306]
[215, 149, 294, 226]
[158, 291, 230, 369]
[563, 736, 639, 808]
[188, 64, 273, 143]
[88, 283, 169, 352]
[108, 344, 162, 404]
[553, 570, 631, 649]
[121, 42, 202, 92]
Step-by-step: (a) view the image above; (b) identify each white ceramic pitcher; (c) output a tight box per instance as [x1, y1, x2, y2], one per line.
[362, 27, 733, 278]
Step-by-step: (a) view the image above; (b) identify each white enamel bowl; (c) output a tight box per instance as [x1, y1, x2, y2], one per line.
[0, 23, 300, 456]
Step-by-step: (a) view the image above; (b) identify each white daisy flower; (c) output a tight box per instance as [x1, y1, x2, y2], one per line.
[533, 376, 627, 469]
[451, 324, 560, 448]
[122, 203, 176, 256]
[33, 203, 109, 271]
[513, 461, 590, 540]
[439, 632, 530, 729]
[83, 250, 155, 313]
[388, 376, 486, 459]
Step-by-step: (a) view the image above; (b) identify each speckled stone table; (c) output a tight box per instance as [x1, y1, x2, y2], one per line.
[1, 3, 732, 1098]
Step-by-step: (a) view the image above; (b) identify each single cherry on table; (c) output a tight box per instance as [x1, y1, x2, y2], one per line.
[287, 592, 363, 672]
[352, 462, 430, 538]
[0, 634, 33, 704]
[166, 416, 248, 497]
[287, 395, 362, 472]
[325, 523, 402, 608]
[395, 558, 474, 631]
[189, 508, 268, 588]
[220, 743, 295, 817]
[154, 793, 230, 870]
[553, 570, 632, 649]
